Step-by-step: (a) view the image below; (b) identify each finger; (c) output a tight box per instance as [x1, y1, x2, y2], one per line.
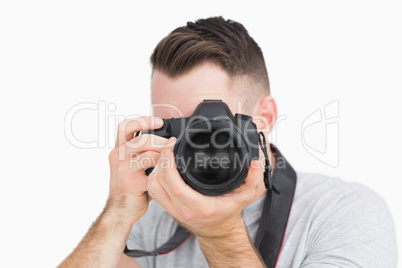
[147, 153, 172, 205]
[125, 134, 169, 154]
[157, 139, 204, 205]
[243, 160, 262, 188]
[119, 152, 162, 193]
[115, 116, 164, 147]
[129, 151, 160, 172]
[224, 159, 261, 203]
[116, 135, 168, 161]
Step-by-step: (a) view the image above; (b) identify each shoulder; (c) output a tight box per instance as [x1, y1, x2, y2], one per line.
[285, 173, 397, 267]
[293, 173, 393, 223]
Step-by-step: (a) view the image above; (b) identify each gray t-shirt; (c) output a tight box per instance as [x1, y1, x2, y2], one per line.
[127, 173, 398, 267]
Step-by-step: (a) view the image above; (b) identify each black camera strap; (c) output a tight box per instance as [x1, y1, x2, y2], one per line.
[124, 226, 191, 257]
[124, 142, 297, 268]
[255, 142, 297, 267]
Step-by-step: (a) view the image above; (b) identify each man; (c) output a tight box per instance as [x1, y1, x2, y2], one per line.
[60, 17, 397, 267]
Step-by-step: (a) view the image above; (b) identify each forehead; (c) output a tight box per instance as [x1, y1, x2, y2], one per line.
[151, 63, 242, 118]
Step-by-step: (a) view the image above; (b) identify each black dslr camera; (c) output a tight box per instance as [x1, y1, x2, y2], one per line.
[141, 100, 260, 196]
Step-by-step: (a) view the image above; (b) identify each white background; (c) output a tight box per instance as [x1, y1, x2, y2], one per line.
[0, 1, 401, 267]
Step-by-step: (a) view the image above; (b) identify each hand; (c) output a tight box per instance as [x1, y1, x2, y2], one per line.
[147, 137, 263, 239]
[107, 116, 168, 224]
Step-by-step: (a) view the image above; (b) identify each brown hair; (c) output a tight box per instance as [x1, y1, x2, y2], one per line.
[151, 17, 270, 110]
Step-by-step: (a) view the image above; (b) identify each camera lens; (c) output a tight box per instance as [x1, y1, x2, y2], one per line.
[174, 119, 251, 196]
[183, 130, 241, 185]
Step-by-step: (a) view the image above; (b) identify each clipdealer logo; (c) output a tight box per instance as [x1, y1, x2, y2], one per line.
[64, 101, 123, 149]
[64, 100, 340, 168]
[301, 100, 339, 167]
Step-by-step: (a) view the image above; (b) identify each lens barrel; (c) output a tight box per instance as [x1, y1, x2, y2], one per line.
[174, 120, 250, 196]
[142, 100, 259, 196]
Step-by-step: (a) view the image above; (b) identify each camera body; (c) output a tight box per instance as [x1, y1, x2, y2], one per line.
[143, 99, 260, 196]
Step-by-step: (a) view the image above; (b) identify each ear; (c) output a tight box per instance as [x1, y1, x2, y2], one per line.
[252, 95, 278, 133]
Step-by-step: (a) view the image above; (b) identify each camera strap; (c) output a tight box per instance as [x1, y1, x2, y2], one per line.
[254, 142, 297, 267]
[124, 141, 297, 268]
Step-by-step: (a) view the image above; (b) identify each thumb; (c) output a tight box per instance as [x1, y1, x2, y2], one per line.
[165, 136, 177, 150]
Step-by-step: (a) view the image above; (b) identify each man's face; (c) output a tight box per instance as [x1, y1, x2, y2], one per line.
[151, 63, 246, 119]
[150, 62, 270, 204]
